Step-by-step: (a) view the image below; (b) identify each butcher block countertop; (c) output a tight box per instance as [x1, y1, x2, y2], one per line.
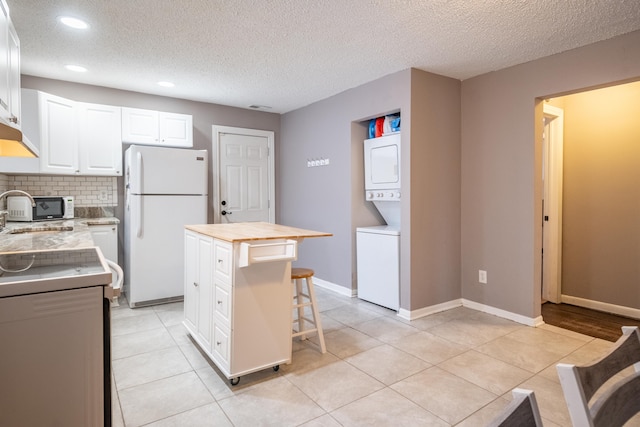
[185, 222, 332, 242]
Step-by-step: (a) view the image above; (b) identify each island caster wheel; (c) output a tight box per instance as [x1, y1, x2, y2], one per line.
[230, 377, 240, 386]
[273, 365, 280, 372]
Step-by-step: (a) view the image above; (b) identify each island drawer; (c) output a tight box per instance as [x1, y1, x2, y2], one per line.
[214, 282, 231, 326]
[212, 323, 230, 368]
[213, 240, 233, 282]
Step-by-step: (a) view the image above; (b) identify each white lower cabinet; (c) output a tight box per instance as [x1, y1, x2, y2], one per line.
[89, 223, 118, 262]
[183, 229, 293, 384]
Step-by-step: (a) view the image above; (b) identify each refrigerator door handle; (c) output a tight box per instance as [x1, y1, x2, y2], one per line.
[136, 197, 143, 238]
[136, 151, 143, 194]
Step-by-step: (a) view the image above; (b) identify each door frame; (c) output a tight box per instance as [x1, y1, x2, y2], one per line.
[542, 104, 564, 303]
[212, 125, 275, 224]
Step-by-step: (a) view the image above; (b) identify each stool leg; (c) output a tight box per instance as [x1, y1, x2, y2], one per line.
[295, 278, 306, 340]
[306, 276, 326, 354]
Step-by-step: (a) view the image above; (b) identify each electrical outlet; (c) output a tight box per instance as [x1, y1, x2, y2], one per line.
[479, 270, 487, 284]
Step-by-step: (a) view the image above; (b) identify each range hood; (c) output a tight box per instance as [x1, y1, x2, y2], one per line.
[0, 121, 38, 157]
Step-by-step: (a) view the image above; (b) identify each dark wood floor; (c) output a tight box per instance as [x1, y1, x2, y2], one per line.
[542, 303, 640, 342]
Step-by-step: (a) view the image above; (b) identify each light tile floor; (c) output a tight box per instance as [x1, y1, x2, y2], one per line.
[110, 288, 638, 426]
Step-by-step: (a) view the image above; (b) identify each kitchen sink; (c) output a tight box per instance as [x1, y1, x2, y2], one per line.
[9, 226, 73, 234]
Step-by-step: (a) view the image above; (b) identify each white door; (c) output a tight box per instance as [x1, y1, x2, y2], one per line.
[212, 126, 274, 223]
[542, 104, 564, 303]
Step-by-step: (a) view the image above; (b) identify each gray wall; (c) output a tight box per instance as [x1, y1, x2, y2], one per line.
[20, 75, 281, 225]
[561, 81, 640, 309]
[461, 29, 640, 319]
[280, 68, 461, 313]
[408, 69, 461, 310]
[280, 70, 410, 296]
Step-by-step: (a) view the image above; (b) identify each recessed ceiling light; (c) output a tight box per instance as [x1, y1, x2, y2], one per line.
[157, 81, 175, 88]
[65, 64, 87, 72]
[59, 16, 89, 30]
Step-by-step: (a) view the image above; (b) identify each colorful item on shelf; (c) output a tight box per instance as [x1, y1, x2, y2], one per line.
[391, 116, 401, 132]
[368, 119, 376, 139]
[375, 117, 384, 137]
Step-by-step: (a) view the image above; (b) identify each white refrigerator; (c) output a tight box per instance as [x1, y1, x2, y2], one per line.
[124, 145, 208, 308]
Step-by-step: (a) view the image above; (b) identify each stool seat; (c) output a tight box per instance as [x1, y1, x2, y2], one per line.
[291, 267, 326, 353]
[292, 267, 314, 280]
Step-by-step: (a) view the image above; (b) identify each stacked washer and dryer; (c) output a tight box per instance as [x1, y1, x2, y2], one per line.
[357, 132, 401, 311]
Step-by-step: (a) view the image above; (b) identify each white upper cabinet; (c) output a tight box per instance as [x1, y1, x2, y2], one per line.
[18, 89, 122, 176]
[7, 21, 19, 126]
[0, 1, 10, 121]
[0, 1, 20, 127]
[122, 107, 193, 148]
[78, 102, 122, 175]
[36, 91, 78, 174]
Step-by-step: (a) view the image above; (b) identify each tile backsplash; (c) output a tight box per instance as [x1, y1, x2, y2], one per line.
[6, 175, 118, 207]
[0, 174, 8, 193]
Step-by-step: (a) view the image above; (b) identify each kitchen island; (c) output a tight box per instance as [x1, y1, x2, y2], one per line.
[183, 222, 331, 385]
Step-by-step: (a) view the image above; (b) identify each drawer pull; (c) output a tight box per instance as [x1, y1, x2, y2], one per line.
[216, 341, 221, 346]
[193, 282, 198, 287]
[217, 300, 222, 305]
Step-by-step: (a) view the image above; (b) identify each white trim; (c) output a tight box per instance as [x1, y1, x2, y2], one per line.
[561, 295, 640, 320]
[462, 299, 544, 327]
[211, 125, 275, 224]
[542, 104, 564, 303]
[312, 277, 355, 297]
[316, 284, 544, 326]
[397, 299, 463, 321]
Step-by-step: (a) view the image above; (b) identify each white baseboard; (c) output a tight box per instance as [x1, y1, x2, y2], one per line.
[313, 277, 355, 297]
[397, 298, 542, 326]
[313, 282, 543, 326]
[462, 299, 544, 327]
[397, 299, 463, 321]
[561, 295, 640, 320]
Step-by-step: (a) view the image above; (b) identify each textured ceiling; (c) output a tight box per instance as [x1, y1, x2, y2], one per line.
[6, 0, 640, 113]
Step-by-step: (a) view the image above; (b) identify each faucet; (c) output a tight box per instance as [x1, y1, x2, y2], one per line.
[0, 190, 36, 231]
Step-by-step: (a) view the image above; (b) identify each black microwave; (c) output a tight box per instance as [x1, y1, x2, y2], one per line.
[6, 196, 75, 221]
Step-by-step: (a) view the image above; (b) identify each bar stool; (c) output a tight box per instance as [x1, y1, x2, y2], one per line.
[291, 267, 326, 353]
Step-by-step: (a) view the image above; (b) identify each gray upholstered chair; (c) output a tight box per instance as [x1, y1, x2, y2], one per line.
[556, 326, 640, 427]
[487, 388, 543, 427]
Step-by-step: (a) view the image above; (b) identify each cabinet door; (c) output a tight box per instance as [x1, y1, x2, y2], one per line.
[7, 21, 19, 126]
[159, 112, 193, 148]
[196, 235, 213, 349]
[0, 287, 104, 426]
[39, 93, 78, 174]
[183, 231, 199, 332]
[0, 1, 9, 121]
[89, 224, 118, 262]
[79, 103, 122, 175]
[121, 107, 159, 145]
